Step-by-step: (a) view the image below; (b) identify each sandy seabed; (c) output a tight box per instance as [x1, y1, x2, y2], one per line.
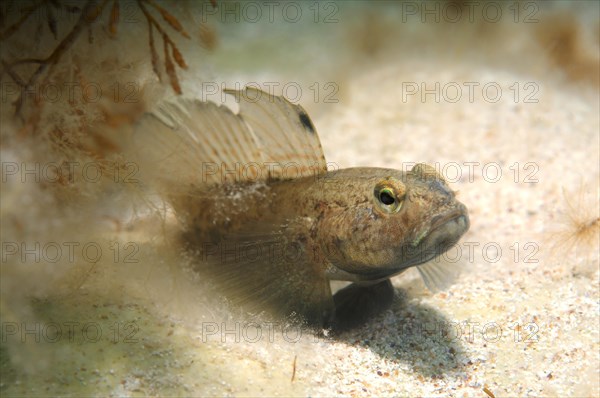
[1, 1, 599, 397]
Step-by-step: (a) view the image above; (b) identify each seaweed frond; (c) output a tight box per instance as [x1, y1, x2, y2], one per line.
[1, 1, 109, 120]
[1, 0, 216, 124]
[137, 0, 190, 94]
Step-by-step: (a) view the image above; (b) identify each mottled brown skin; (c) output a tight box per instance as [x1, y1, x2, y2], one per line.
[177, 163, 469, 330]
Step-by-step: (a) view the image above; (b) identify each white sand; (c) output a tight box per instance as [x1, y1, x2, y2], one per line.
[1, 1, 598, 397]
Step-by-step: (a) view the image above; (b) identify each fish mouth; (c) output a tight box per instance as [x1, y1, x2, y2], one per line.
[420, 212, 469, 255]
[352, 210, 469, 282]
[392, 209, 469, 275]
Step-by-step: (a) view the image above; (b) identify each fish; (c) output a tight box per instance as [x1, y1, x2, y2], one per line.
[130, 87, 470, 331]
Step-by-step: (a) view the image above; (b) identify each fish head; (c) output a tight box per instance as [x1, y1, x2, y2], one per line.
[318, 163, 469, 282]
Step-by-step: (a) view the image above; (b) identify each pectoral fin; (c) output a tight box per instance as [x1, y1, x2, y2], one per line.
[417, 260, 461, 292]
[198, 226, 334, 328]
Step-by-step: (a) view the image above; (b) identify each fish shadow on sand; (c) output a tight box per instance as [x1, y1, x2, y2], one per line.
[333, 288, 468, 378]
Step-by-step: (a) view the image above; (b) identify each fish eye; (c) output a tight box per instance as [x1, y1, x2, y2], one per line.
[374, 182, 405, 213]
[379, 188, 395, 205]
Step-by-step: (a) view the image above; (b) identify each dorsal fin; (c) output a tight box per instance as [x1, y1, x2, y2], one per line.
[224, 87, 328, 179]
[130, 88, 328, 193]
